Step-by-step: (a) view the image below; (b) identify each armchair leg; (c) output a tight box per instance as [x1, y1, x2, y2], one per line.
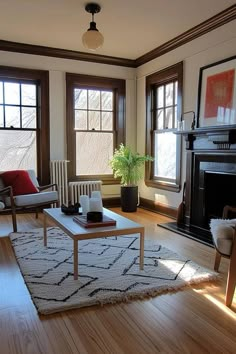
[11, 208, 17, 232]
[214, 250, 221, 272]
[226, 237, 236, 307]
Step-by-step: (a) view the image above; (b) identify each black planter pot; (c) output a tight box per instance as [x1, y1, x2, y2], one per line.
[121, 185, 138, 212]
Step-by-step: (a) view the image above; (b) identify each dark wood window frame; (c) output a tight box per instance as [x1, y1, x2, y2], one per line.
[66, 73, 125, 184]
[145, 62, 183, 192]
[0, 66, 50, 185]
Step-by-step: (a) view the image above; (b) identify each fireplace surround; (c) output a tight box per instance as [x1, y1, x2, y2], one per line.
[178, 127, 236, 244]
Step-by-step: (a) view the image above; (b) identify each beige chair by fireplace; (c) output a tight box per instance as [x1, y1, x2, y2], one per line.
[0, 170, 59, 232]
[210, 205, 236, 307]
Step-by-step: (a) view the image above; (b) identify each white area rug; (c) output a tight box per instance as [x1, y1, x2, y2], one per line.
[10, 227, 218, 315]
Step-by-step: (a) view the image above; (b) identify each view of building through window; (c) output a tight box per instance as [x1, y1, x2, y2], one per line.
[74, 88, 114, 176]
[0, 81, 37, 172]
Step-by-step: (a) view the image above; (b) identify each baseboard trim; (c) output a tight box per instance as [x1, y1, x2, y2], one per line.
[102, 197, 121, 208]
[139, 197, 177, 219]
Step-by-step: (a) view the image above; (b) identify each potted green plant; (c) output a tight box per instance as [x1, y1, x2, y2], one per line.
[109, 144, 154, 212]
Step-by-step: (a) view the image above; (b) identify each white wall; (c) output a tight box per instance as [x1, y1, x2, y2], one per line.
[136, 20, 236, 208]
[0, 51, 136, 197]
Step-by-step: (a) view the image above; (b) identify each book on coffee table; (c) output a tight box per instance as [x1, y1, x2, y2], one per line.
[73, 214, 117, 228]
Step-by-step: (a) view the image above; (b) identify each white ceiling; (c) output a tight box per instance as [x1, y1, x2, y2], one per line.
[0, 0, 234, 60]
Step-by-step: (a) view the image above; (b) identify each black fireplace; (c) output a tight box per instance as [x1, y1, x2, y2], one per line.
[179, 127, 236, 244]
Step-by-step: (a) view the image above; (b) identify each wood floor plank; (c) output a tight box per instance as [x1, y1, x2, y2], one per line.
[0, 208, 235, 354]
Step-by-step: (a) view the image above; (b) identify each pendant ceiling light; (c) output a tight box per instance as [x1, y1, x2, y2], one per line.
[82, 3, 104, 51]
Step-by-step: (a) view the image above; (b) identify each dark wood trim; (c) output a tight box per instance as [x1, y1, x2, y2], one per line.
[66, 73, 125, 183]
[135, 5, 236, 66]
[0, 5, 234, 68]
[102, 197, 121, 208]
[0, 66, 50, 185]
[0, 40, 135, 68]
[139, 197, 177, 219]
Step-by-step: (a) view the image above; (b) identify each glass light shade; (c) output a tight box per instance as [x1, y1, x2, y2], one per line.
[82, 30, 104, 50]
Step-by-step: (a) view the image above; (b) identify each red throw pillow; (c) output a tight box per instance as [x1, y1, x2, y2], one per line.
[1, 170, 39, 196]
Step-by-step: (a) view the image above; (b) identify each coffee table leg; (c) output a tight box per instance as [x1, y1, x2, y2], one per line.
[43, 213, 47, 247]
[74, 240, 78, 280]
[140, 229, 144, 270]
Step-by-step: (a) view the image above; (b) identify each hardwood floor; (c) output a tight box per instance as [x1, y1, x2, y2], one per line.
[0, 208, 235, 354]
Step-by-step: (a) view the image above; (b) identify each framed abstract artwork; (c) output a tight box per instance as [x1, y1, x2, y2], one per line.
[197, 56, 236, 128]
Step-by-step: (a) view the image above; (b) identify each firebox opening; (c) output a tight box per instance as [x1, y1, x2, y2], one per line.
[205, 171, 236, 222]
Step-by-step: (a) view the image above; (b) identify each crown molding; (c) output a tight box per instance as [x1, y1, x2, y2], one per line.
[0, 40, 136, 68]
[0, 5, 235, 68]
[135, 4, 236, 67]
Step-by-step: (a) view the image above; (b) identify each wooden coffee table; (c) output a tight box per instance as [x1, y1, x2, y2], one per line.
[43, 208, 145, 280]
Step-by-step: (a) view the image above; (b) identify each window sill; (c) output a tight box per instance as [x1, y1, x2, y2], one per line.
[145, 179, 181, 192]
[69, 175, 121, 186]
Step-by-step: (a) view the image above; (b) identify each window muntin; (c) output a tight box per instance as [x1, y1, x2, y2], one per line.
[146, 62, 183, 191]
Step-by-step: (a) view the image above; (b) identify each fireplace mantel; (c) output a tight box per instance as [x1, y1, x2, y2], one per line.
[176, 125, 236, 244]
[176, 126, 236, 150]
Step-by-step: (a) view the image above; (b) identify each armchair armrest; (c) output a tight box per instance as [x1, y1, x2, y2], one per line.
[0, 186, 12, 195]
[38, 183, 58, 192]
[0, 186, 15, 209]
[222, 205, 236, 219]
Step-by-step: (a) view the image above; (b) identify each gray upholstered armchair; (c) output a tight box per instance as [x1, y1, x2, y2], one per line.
[210, 205, 236, 307]
[0, 170, 59, 232]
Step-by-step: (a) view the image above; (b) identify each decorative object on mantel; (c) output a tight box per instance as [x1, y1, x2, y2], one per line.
[82, 3, 104, 51]
[177, 182, 186, 226]
[9, 227, 218, 314]
[180, 111, 196, 130]
[197, 56, 236, 128]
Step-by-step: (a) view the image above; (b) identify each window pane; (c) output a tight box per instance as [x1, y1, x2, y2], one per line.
[0, 130, 37, 171]
[88, 90, 100, 110]
[174, 107, 177, 128]
[0, 82, 3, 104]
[165, 107, 173, 129]
[75, 89, 87, 109]
[0, 106, 3, 127]
[175, 81, 178, 105]
[5, 82, 20, 105]
[22, 84, 36, 106]
[88, 111, 100, 130]
[154, 132, 176, 179]
[22, 107, 37, 128]
[75, 110, 87, 130]
[165, 83, 173, 107]
[102, 112, 113, 130]
[157, 86, 164, 108]
[76, 132, 113, 175]
[101, 91, 112, 110]
[5, 106, 20, 127]
[157, 109, 164, 129]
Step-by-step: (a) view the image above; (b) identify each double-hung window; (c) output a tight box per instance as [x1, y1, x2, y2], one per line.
[0, 67, 49, 184]
[146, 62, 183, 191]
[66, 74, 125, 184]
